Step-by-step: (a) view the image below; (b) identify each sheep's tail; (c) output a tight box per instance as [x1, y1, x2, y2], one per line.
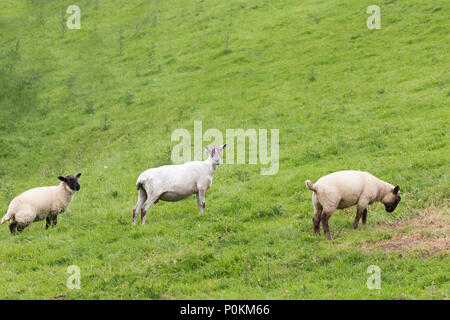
[305, 180, 317, 192]
[136, 179, 145, 191]
[1, 211, 13, 224]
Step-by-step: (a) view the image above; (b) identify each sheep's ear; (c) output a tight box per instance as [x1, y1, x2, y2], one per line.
[58, 176, 66, 182]
[393, 185, 400, 194]
[222, 144, 227, 149]
[204, 146, 211, 153]
[76, 173, 82, 178]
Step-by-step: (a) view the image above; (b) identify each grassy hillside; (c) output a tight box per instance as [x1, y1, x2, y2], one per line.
[0, 0, 448, 299]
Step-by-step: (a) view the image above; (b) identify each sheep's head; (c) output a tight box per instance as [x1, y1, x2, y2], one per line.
[205, 144, 227, 165]
[58, 173, 82, 191]
[383, 185, 401, 213]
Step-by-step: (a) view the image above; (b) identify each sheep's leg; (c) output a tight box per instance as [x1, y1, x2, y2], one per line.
[9, 221, 17, 234]
[52, 215, 58, 227]
[133, 188, 147, 225]
[362, 208, 368, 224]
[197, 189, 206, 214]
[313, 209, 322, 234]
[141, 196, 158, 225]
[321, 212, 333, 239]
[196, 193, 202, 212]
[312, 194, 322, 234]
[45, 217, 51, 230]
[353, 206, 366, 229]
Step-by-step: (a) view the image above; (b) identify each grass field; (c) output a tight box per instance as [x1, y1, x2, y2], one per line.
[0, 0, 448, 299]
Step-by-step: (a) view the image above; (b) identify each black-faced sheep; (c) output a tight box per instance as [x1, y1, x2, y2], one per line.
[1, 173, 82, 233]
[305, 170, 401, 238]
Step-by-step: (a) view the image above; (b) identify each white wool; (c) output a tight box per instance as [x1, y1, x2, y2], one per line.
[1, 182, 76, 225]
[133, 145, 226, 225]
[306, 170, 395, 211]
[305, 170, 400, 236]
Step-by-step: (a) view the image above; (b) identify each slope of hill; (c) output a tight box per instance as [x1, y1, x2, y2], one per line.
[0, 0, 448, 299]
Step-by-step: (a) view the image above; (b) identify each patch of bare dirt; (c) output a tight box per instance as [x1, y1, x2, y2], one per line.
[364, 207, 449, 256]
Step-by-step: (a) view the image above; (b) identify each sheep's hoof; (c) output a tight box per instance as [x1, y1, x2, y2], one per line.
[324, 232, 333, 240]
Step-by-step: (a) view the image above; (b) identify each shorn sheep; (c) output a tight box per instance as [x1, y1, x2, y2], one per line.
[305, 170, 401, 238]
[1, 173, 82, 233]
[133, 144, 227, 225]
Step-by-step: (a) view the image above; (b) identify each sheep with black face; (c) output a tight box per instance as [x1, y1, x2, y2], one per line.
[305, 170, 401, 238]
[1, 173, 82, 233]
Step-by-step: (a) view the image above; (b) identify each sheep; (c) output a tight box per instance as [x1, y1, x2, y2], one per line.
[133, 145, 227, 225]
[1, 173, 82, 234]
[305, 170, 401, 238]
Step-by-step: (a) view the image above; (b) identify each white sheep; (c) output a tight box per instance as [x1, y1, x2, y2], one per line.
[305, 170, 401, 237]
[133, 145, 226, 225]
[1, 173, 82, 233]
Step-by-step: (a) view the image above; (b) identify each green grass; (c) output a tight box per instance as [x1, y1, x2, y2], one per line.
[0, 0, 448, 299]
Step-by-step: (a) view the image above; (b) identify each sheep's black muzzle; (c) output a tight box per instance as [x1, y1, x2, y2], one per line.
[69, 182, 80, 191]
[59, 173, 81, 192]
[385, 196, 401, 213]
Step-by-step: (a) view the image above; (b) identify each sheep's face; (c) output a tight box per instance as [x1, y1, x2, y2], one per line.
[58, 173, 82, 191]
[383, 185, 401, 213]
[205, 144, 227, 165]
